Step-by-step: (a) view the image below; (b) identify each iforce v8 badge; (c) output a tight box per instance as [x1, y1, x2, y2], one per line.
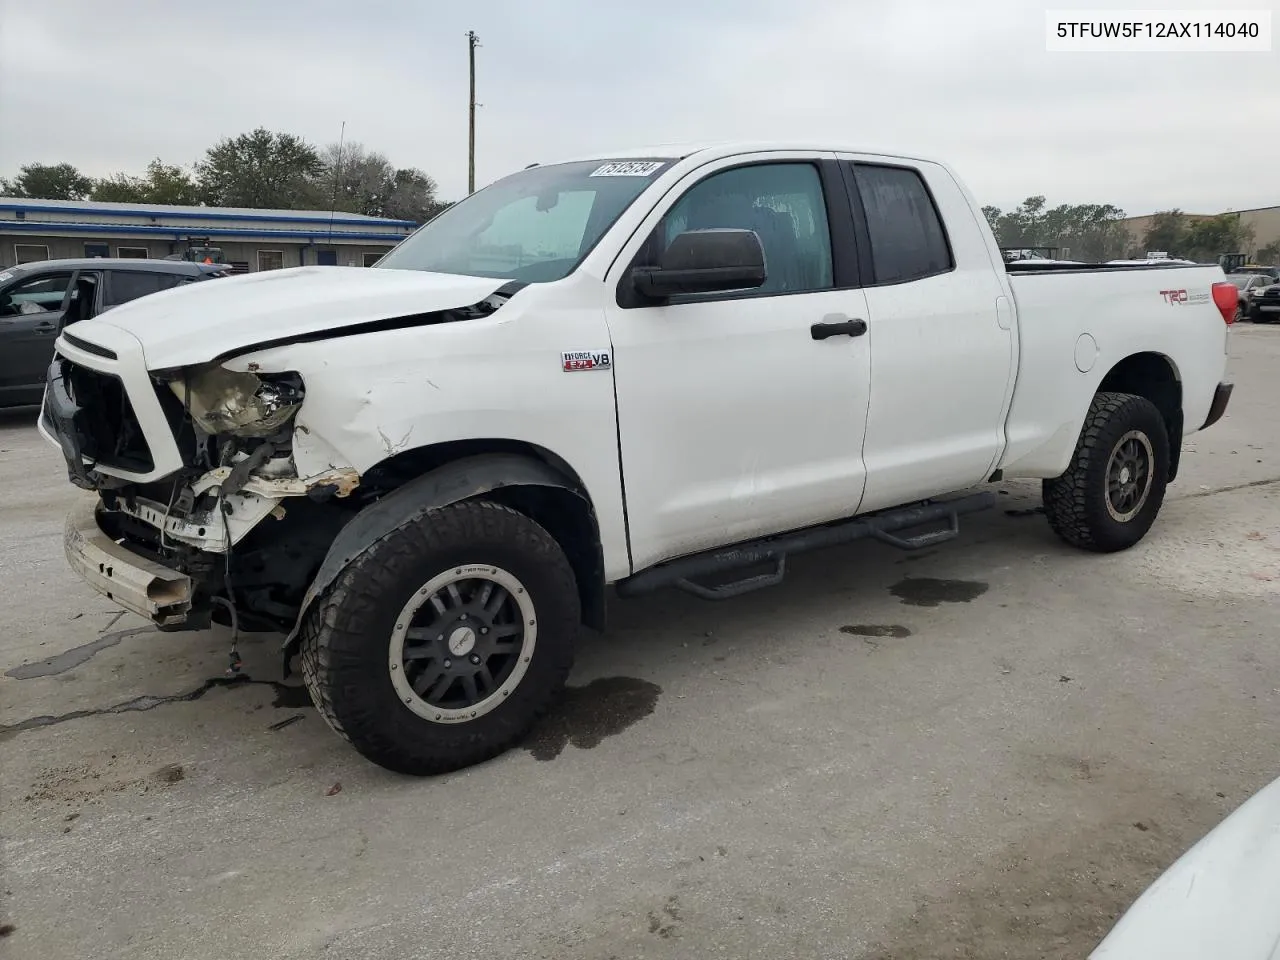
[561, 350, 612, 372]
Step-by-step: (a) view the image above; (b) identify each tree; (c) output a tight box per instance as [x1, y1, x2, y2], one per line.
[1182, 214, 1253, 262]
[91, 172, 148, 203]
[92, 159, 200, 205]
[382, 168, 445, 224]
[196, 128, 322, 208]
[981, 205, 1002, 234]
[3, 131, 444, 220]
[1, 162, 95, 200]
[1039, 203, 1130, 261]
[141, 160, 200, 205]
[1142, 211, 1254, 261]
[1142, 210, 1186, 256]
[311, 141, 443, 225]
[986, 195, 1129, 260]
[1257, 240, 1280, 264]
[313, 140, 393, 214]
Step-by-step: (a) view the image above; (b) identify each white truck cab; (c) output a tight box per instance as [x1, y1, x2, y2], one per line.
[40, 142, 1238, 774]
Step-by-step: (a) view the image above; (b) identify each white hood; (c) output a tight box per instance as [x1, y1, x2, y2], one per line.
[1090, 773, 1280, 958]
[71, 266, 510, 369]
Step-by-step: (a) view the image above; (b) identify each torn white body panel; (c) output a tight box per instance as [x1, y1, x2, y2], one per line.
[222, 275, 632, 579]
[116, 490, 279, 552]
[116, 462, 360, 552]
[1090, 773, 1280, 959]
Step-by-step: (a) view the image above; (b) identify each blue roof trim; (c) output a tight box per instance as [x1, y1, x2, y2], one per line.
[0, 201, 417, 229]
[0, 220, 410, 242]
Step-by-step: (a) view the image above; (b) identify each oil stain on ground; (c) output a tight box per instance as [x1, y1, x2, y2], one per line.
[890, 577, 989, 607]
[4, 628, 152, 680]
[840, 624, 913, 639]
[523, 676, 661, 761]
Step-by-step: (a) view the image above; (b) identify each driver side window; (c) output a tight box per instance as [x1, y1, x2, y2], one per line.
[659, 162, 834, 297]
[0, 273, 72, 319]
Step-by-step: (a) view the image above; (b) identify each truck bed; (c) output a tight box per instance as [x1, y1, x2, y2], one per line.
[996, 261, 1228, 480]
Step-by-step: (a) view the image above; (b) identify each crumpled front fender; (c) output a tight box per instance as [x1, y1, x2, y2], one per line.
[281, 452, 585, 662]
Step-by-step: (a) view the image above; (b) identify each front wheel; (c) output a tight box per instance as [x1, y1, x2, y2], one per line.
[300, 499, 580, 775]
[1042, 392, 1170, 553]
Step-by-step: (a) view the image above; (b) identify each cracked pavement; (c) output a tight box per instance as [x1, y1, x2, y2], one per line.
[2, 326, 1279, 959]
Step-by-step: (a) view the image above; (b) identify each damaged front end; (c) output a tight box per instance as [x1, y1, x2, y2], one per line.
[165, 364, 306, 439]
[45, 353, 363, 636]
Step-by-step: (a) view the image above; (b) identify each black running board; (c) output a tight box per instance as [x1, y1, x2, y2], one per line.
[615, 491, 996, 601]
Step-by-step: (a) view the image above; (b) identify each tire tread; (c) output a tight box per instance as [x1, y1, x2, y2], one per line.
[299, 499, 579, 775]
[1042, 391, 1169, 553]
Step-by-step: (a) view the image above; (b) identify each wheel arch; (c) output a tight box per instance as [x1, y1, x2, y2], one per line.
[1096, 352, 1184, 482]
[282, 440, 606, 669]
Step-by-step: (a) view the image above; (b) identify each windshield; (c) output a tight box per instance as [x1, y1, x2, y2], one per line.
[375, 158, 672, 283]
[1229, 274, 1259, 288]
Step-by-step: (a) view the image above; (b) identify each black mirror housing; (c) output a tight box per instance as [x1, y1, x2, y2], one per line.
[633, 228, 767, 299]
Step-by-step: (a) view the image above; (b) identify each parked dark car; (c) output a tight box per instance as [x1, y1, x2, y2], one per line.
[1252, 278, 1280, 323]
[1228, 273, 1275, 322]
[0, 258, 228, 408]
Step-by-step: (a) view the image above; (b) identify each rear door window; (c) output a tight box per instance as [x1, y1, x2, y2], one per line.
[852, 163, 954, 285]
[103, 271, 185, 308]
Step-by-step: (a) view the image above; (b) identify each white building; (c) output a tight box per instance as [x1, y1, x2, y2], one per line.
[0, 197, 418, 271]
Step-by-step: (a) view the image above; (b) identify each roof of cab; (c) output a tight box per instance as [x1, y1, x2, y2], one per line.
[544, 140, 944, 167]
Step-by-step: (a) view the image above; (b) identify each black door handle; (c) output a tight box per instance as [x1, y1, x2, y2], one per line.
[810, 318, 867, 340]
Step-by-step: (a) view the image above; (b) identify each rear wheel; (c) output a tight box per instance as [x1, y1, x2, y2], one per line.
[300, 499, 580, 775]
[1042, 392, 1170, 553]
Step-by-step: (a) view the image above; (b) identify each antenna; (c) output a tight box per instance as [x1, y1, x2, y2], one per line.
[326, 120, 346, 253]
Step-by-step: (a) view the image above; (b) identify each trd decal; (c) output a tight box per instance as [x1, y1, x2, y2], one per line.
[1159, 288, 1210, 305]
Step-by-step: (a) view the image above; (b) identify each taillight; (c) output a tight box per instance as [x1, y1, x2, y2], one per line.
[1212, 281, 1238, 324]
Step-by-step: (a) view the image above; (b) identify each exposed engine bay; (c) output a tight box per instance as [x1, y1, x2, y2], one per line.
[48, 359, 362, 634]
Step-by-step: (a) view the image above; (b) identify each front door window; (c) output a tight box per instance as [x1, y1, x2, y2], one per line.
[0, 273, 72, 318]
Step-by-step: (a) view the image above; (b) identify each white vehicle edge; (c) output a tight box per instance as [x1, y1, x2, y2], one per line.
[1091, 772, 1280, 958]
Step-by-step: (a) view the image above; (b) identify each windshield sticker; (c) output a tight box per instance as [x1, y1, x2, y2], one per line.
[589, 161, 663, 178]
[0, 271, 13, 284]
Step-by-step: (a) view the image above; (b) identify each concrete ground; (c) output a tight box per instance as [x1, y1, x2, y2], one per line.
[2, 326, 1279, 960]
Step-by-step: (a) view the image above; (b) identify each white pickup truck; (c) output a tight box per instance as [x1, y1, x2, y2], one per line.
[39, 142, 1238, 774]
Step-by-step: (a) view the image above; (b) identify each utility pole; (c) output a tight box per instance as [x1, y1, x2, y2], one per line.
[467, 30, 480, 194]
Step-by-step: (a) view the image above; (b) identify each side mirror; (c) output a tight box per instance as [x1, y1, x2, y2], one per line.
[632, 228, 766, 299]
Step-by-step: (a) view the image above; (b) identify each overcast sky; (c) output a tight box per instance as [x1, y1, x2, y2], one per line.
[0, 0, 1275, 215]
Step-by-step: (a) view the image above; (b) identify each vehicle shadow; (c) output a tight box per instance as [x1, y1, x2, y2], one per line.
[0, 404, 40, 429]
[589, 489, 1058, 667]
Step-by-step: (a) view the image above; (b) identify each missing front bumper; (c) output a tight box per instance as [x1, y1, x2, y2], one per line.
[64, 499, 194, 627]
